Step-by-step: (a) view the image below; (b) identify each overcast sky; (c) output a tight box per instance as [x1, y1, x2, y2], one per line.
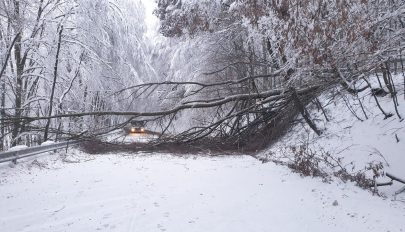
[140, 0, 159, 39]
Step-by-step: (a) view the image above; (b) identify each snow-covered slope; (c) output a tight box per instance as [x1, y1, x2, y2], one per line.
[0, 151, 404, 232]
[266, 75, 405, 198]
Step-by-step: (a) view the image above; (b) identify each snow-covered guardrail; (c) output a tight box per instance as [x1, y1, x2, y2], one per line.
[0, 140, 81, 164]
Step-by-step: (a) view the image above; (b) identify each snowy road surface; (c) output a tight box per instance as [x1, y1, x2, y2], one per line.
[1, 151, 404, 232]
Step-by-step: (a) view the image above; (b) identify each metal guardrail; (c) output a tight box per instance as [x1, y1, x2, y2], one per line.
[0, 140, 81, 164]
[0, 130, 124, 164]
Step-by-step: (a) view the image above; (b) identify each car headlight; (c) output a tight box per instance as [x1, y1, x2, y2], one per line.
[131, 128, 136, 133]
[141, 128, 145, 132]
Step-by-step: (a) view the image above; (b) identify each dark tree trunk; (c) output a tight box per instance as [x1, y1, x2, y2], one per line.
[44, 26, 63, 141]
[12, 0, 23, 145]
[0, 32, 20, 82]
[291, 88, 321, 136]
[0, 79, 5, 151]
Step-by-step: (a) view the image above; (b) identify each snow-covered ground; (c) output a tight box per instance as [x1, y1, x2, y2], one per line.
[0, 151, 404, 232]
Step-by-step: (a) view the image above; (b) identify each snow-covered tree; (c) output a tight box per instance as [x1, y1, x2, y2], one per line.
[0, 0, 155, 149]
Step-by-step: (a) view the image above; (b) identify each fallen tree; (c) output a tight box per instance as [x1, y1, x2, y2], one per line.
[2, 75, 331, 151]
[2, 59, 401, 153]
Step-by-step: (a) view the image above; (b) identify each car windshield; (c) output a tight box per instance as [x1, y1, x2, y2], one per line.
[131, 121, 145, 127]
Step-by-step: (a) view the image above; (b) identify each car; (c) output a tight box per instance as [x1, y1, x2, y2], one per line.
[126, 120, 146, 134]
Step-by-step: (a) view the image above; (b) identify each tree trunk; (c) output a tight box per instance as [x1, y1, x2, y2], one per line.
[0, 32, 20, 82]
[12, 2, 23, 146]
[0, 79, 5, 151]
[44, 26, 63, 141]
[291, 88, 321, 136]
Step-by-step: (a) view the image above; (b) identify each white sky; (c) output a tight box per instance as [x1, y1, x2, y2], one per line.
[140, 0, 159, 39]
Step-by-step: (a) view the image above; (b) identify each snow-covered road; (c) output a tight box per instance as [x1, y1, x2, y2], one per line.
[0, 151, 404, 232]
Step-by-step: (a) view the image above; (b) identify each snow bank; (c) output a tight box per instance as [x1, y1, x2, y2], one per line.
[7, 145, 28, 152]
[41, 141, 56, 146]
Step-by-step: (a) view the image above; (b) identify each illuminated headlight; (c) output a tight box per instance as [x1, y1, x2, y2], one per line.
[131, 128, 136, 133]
[141, 128, 145, 132]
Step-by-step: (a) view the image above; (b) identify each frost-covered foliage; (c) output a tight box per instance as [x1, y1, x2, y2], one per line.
[0, 0, 156, 149]
[152, 0, 405, 135]
[157, 0, 405, 83]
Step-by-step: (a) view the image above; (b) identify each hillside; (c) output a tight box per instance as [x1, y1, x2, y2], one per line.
[262, 75, 405, 199]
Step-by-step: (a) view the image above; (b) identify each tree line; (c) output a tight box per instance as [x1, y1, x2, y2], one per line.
[0, 0, 153, 150]
[1, 0, 404, 151]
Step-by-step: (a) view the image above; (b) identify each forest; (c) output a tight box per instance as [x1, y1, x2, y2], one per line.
[0, 0, 404, 151]
[1, 1, 405, 231]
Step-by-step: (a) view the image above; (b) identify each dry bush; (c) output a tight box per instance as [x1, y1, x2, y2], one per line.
[283, 145, 384, 189]
[287, 145, 329, 179]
